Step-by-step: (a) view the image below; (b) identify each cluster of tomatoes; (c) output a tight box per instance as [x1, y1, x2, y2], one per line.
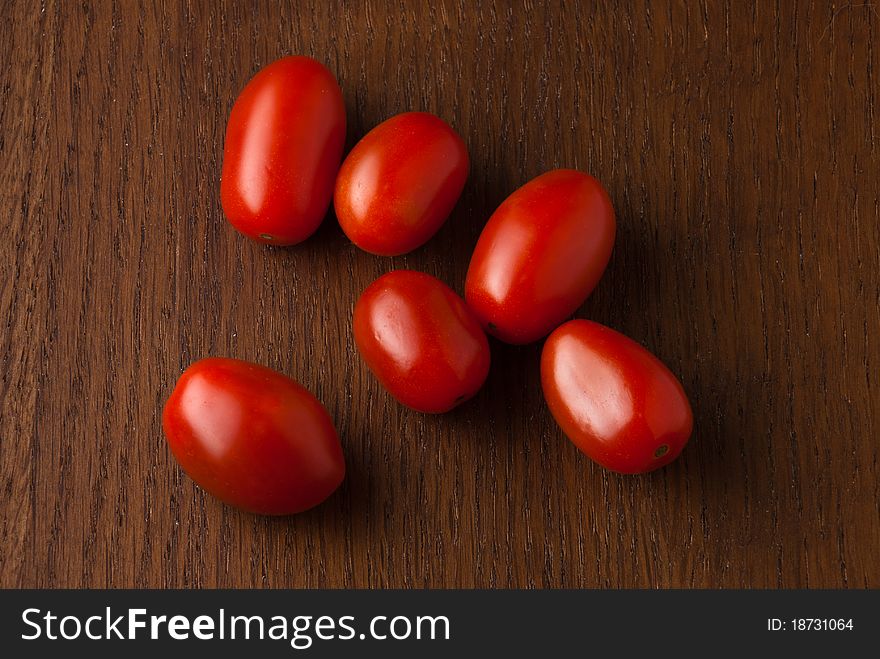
[162, 56, 694, 516]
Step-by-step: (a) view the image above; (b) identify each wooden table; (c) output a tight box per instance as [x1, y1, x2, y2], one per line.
[2, 0, 878, 589]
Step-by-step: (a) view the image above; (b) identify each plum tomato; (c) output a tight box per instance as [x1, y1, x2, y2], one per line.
[334, 112, 469, 255]
[353, 270, 490, 413]
[465, 169, 616, 344]
[541, 320, 693, 474]
[162, 358, 345, 514]
[220, 56, 346, 245]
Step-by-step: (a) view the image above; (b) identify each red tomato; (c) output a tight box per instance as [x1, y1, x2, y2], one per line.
[162, 358, 345, 514]
[541, 320, 693, 474]
[465, 169, 616, 344]
[334, 112, 469, 255]
[353, 270, 490, 413]
[220, 56, 346, 245]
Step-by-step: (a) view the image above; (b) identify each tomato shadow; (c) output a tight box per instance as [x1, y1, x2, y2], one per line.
[232, 451, 371, 576]
[439, 337, 548, 455]
[582, 206, 774, 542]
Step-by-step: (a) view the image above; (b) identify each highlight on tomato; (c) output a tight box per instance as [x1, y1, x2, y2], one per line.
[162, 358, 345, 515]
[541, 319, 693, 474]
[220, 56, 346, 245]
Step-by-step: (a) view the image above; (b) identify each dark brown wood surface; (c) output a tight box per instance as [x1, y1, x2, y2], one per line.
[2, 0, 878, 589]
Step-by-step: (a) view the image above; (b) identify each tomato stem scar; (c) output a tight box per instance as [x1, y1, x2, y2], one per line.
[260, 233, 274, 240]
[654, 444, 669, 458]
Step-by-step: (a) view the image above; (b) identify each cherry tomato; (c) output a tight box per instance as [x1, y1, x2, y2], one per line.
[334, 112, 469, 255]
[465, 169, 616, 344]
[353, 270, 490, 413]
[541, 320, 693, 474]
[162, 358, 345, 514]
[220, 56, 346, 245]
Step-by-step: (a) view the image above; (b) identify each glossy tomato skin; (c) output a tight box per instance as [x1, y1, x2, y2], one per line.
[541, 320, 693, 474]
[353, 270, 490, 413]
[162, 358, 345, 515]
[220, 56, 346, 245]
[465, 169, 615, 344]
[334, 112, 469, 256]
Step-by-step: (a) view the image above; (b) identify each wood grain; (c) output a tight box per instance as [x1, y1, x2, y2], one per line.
[1, 0, 878, 588]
